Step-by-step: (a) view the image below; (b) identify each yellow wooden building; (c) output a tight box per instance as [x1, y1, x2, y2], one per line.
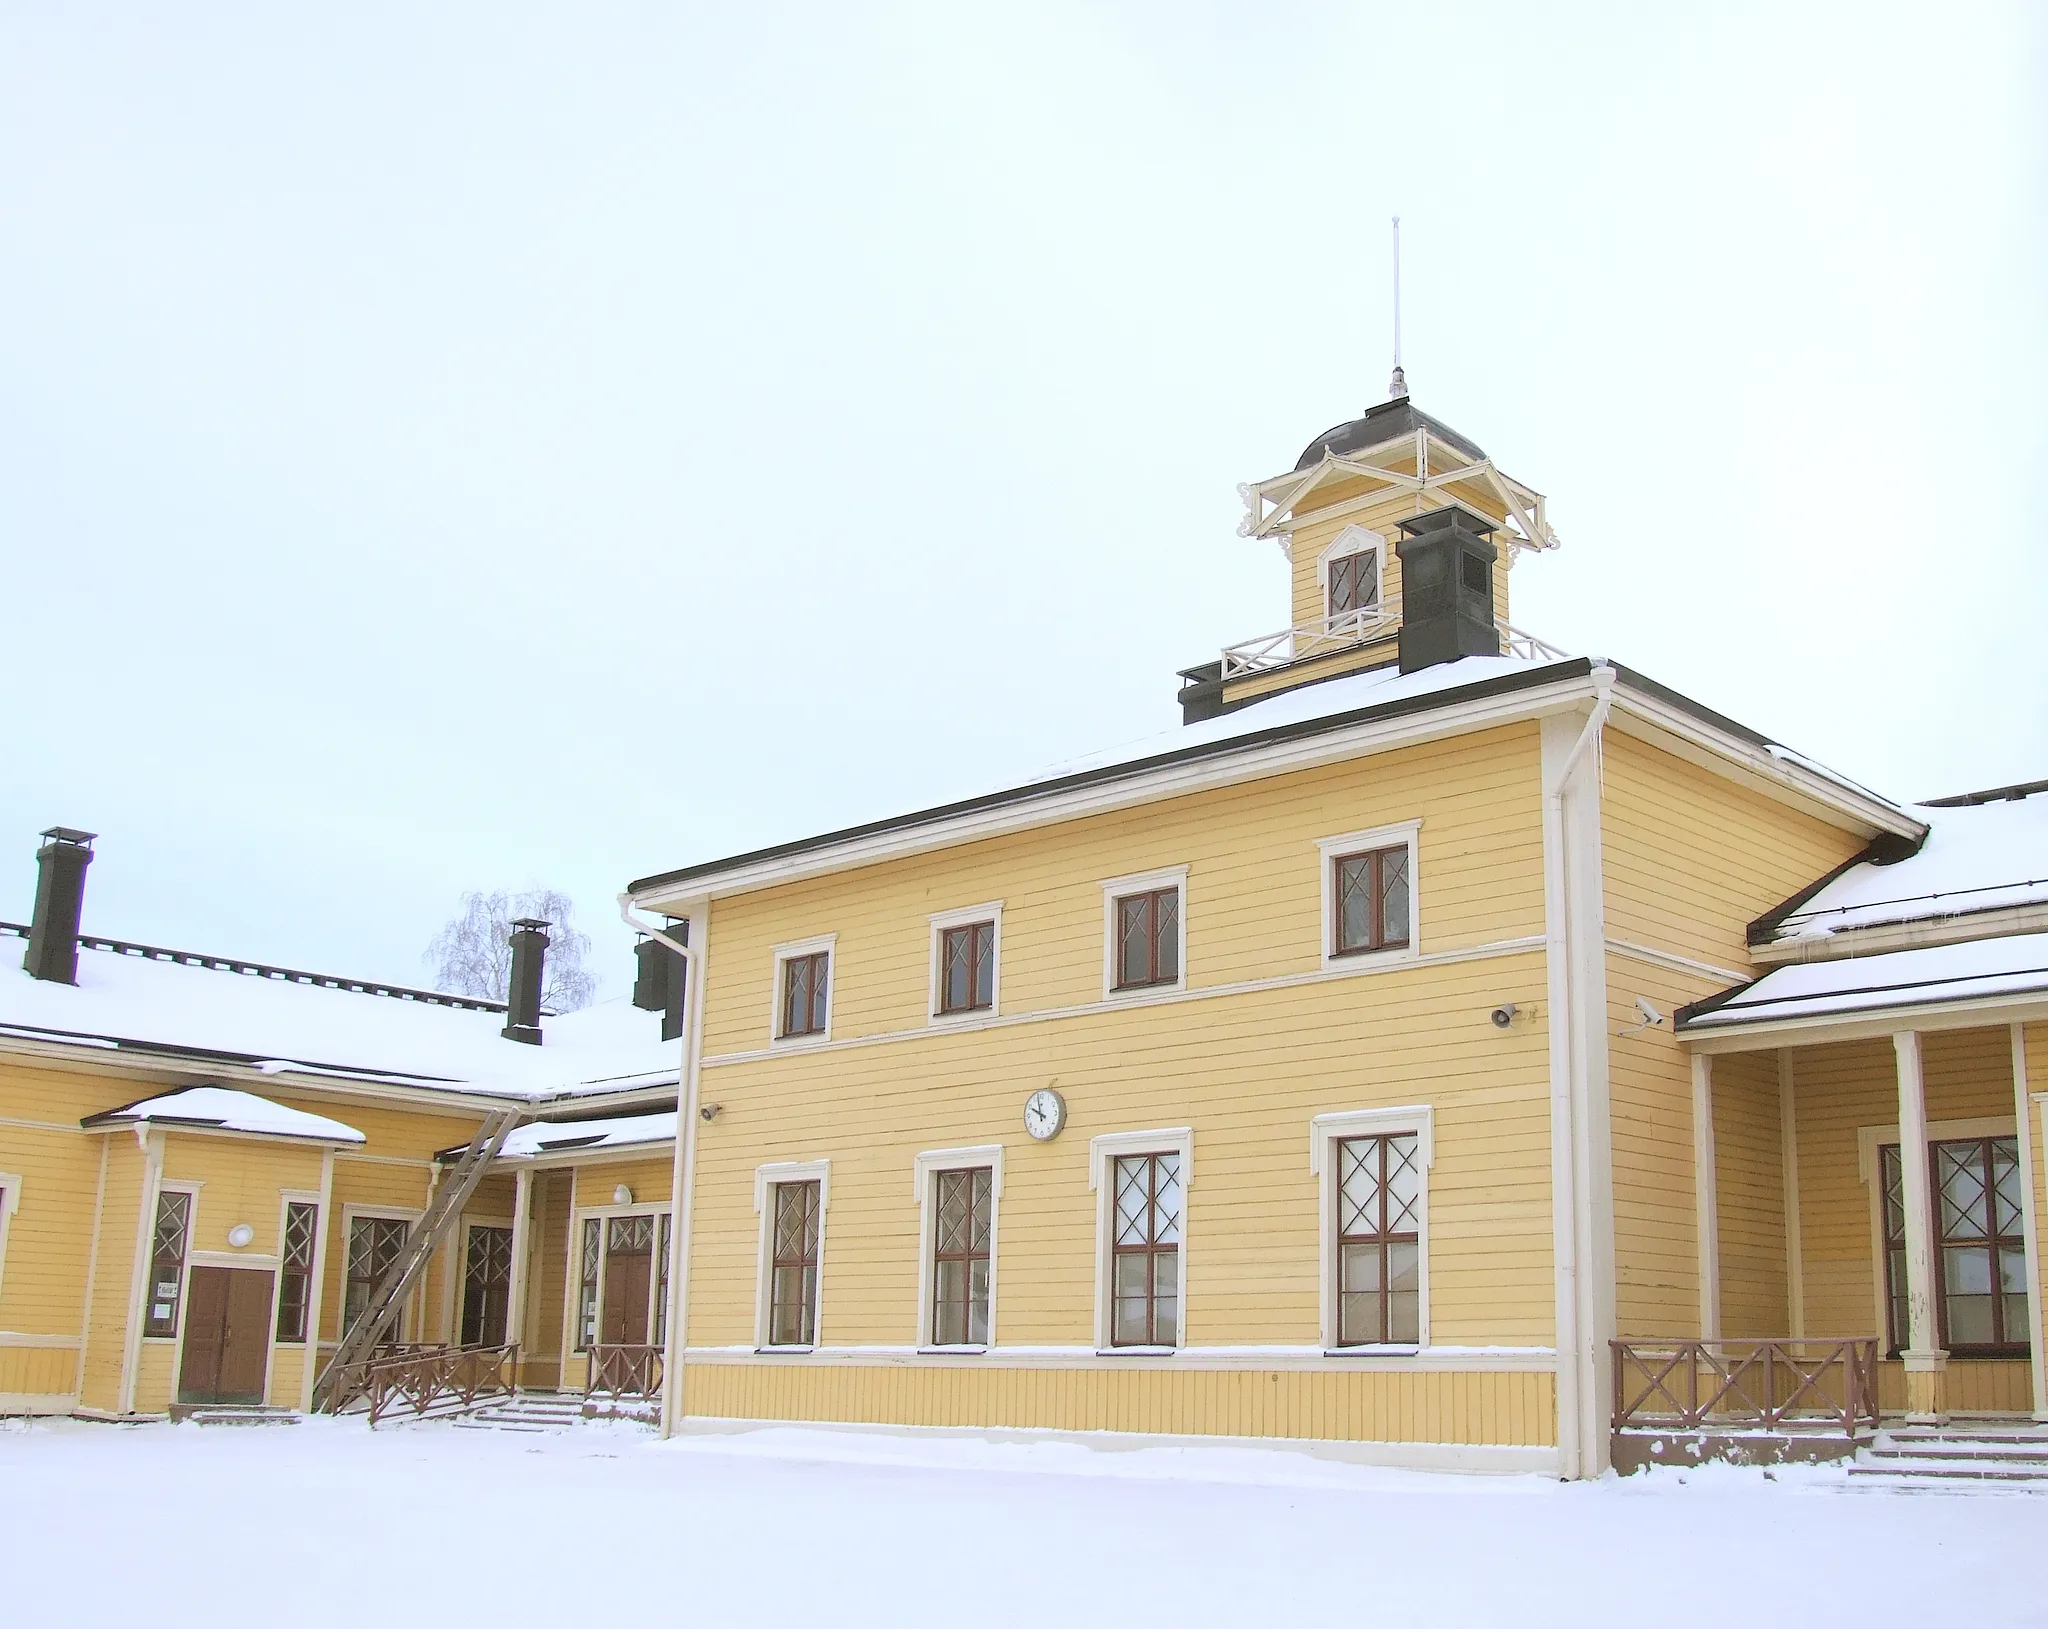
[4, 386, 2042, 1477]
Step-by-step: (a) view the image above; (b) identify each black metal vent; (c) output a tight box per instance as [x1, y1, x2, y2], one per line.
[631, 918, 690, 1042]
[23, 827, 95, 985]
[1395, 507, 1501, 675]
[501, 918, 549, 1046]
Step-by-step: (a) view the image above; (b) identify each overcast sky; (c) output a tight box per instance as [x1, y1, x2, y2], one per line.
[3, 3, 2043, 1002]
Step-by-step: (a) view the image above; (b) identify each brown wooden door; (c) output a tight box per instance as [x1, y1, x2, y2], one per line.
[178, 1266, 275, 1406]
[600, 1220, 653, 1346]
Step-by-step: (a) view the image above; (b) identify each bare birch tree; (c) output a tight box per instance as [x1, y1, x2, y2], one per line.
[426, 888, 598, 1012]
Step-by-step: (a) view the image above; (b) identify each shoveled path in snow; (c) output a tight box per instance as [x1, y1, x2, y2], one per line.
[3, 1417, 2040, 1627]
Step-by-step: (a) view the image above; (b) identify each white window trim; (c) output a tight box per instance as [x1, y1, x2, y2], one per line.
[911, 1145, 1005, 1350]
[927, 902, 1004, 1027]
[1317, 524, 1385, 622]
[272, 1191, 322, 1346]
[1089, 1127, 1194, 1353]
[338, 1204, 423, 1345]
[1317, 819, 1422, 971]
[769, 934, 838, 1046]
[1856, 1114, 2018, 1353]
[569, 1203, 672, 1349]
[753, 1159, 831, 1350]
[1309, 1105, 1435, 1353]
[142, 1180, 202, 1343]
[0, 1173, 20, 1312]
[1100, 865, 1189, 1000]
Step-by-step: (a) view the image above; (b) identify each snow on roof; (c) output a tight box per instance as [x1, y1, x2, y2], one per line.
[85, 1084, 366, 1143]
[1680, 932, 2048, 1030]
[1, 938, 679, 1102]
[498, 1110, 677, 1159]
[1761, 793, 2048, 945]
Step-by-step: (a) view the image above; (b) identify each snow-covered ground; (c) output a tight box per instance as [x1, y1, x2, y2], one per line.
[2, 1417, 2040, 1626]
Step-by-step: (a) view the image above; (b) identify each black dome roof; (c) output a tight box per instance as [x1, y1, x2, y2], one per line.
[1295, 397, 1487, 472]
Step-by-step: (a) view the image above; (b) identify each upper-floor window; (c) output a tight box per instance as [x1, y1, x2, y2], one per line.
[778, 945, 832, 1040]
[1328, 549, 1379, 619]
[1318, 822, 1420, 970]
[931, 908, 998, 1018]
[275, 1201, 319, 1343]
[144, 1188, 193, 1339]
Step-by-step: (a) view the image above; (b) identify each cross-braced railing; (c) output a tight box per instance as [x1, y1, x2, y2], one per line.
[1220, 602, 1402, 678]
[1612, 1339, 1880, 1436]
[586, 1343, 663, 1400]
[332, 1343, 519, 1426]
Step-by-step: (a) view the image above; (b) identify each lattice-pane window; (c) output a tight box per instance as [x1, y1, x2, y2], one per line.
[459, 1224, 514, 1347]
[931, 1167, 993, 1346]
[1110, 1152, 1182, 1347]
[938, 922, 996, 1015]
[1328, 549, 1379, 619]
[609, 1214, 656, 1255]
[1880, 1144, 1909, 1356]
[780, 951, 830, 1038]
[768, 1180, 822, 1347]
[343, 1216, 410, 1344]
[275, 1202, 319, 1343]
[1936, 1136, 2028, 1355]
[1113, 888, 1180, 991]
[1333, 845, 1411, 957]
[1336, 1133, 1421, 1346]
[576, 1217, 602, 1352]
[654, 1212, 672, 1347]
[144, 1189, 192, 1338]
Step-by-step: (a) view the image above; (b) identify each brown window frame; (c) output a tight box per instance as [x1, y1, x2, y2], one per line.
[1331, 844, 1411, 958]
[1334, 1133, 1423, 1348]
[143, 1188, 193, 1339]
[1881, 1135, 2030, 1358]
[936, 921, 996, 1016]
[654, 1211, 673, 1347]
[343, 1214, 411, 1345]
[1109, 1152, 1183, 1348]
[275, 1201, 319, 1343]
[767, 1179, 822, 1348]
[576, 1216, 602, 1352]
[779, 950, 831, 1039]
[929, 1166, 993, 1348]
[1112, 887, 1181, 992]
[1327, 547, 1379, 620]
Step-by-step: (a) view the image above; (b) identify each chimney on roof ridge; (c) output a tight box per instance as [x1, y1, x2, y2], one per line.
[24, 827, 95, 985]
[1395, 507, 1502, 675]
[502, 918, 549, 1045]
[631, 918, 689, 1043]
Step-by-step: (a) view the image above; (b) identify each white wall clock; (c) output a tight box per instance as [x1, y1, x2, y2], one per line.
[1023, 1088, 1066, 1141]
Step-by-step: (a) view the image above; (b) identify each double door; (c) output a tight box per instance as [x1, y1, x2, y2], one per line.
[178, 1266, 274, 1406]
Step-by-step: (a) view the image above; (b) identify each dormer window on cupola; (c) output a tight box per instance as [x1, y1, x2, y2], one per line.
[1321, 527, 1384, 627]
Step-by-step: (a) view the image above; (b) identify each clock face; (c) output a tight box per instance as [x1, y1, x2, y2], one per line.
[1023, 1088, 1066, 1141]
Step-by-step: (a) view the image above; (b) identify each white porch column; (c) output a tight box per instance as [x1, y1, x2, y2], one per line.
[2012, 1024, 2046, 1422]
[1893, 1030, 1948, 1422]
[1691, 1054, 1721, 1340]
[504, 1167, 534, 1381]
[1777, 1052, 1805, 1337]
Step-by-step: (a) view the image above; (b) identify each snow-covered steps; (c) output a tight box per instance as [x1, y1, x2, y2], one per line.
[1849, 1425, 2048, 1486]
[182, 1405, 302, 1427]
[452, 1393, 591, 1434]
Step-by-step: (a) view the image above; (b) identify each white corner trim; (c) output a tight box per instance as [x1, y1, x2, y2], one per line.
[1088, 1127, 1194, 1352]
[1099, 865, 1189, 1000]
[1307, 1106, 1434, 1351]
[1316, 820, 1422, 969]
[769, 934, 837, 1047]
[910, 1145, 1006, 1350]
[752, 1159, 830, 1351]
[926, 902, 1004, 1026]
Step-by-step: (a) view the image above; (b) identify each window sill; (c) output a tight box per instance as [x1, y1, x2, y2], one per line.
[926, 1008, 997, 1029]
[1319, 945, 1418, 975]
[917, 1344, 989, 1356]
[1324, 1344, 1420, 1357]
[768, 1033, 832, 1051]
[755, 1344, 816, 1355]
[1104, 981, 1186, 1001]
[1095, 1345, 1180, 1357]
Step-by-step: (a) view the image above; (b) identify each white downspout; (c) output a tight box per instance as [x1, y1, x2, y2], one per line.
[620, 895, 707, 1440]
[1541, 667, 1613, 1479]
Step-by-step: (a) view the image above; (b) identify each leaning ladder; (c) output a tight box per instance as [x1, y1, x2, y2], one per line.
[312, 1107, 523, 1411]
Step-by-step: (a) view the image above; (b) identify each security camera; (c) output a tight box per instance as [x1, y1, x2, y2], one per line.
[699, 1102, 723, 1123]
[1634, 997, 1666, 1028]
[1490, 1003, 1518, 1029]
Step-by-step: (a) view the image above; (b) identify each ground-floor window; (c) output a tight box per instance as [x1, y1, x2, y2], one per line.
[769, 1180, 822, 1347]
[460, 1223, 514, 1347]
[275, 1201, 318, 1343]
[1881, 1135, 2030, 1357]
[930, 1166, 993, 1347]
[654, 1212, 672, 1347]
[344, 1215, 410, 1342]
[576, 1217, 602, 1351]
[144, 1188, 193, 1338]
[1336, 1132, 1422, 1347]
[1110, 1152, 1182, 1347]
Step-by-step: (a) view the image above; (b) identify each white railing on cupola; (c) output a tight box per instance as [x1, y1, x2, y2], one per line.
[1219, 605, 1568, 680]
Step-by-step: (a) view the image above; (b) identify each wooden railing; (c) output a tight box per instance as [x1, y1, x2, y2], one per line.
[331, 1343, 519, 1426]
[1612, 1338, 1880, 1435]
[586, 1343, 663, 1400]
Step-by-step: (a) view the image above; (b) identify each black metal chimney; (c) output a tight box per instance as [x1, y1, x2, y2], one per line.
[1395, 506, 1501, 675]
[501, 917, 549, 1045]
[24, 827, 96, 985]
[630, 918, 689, 1043]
